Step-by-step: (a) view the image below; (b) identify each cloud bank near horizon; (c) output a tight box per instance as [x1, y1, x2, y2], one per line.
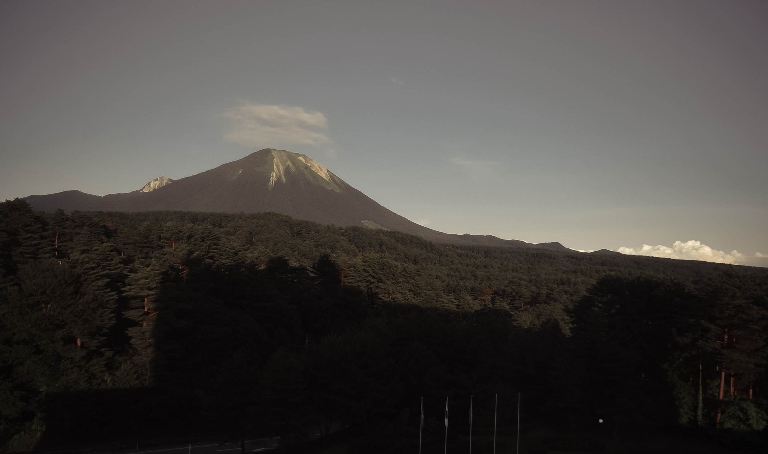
[223, 103, 331, 148]
[618, 240, 768, 267]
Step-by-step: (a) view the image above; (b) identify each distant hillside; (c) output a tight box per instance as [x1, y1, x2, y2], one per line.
[24, 148, 565, 251]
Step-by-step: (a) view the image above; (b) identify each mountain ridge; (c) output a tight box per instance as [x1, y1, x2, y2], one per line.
[24, 148, 568, 250]
[140, 176, 174, 193]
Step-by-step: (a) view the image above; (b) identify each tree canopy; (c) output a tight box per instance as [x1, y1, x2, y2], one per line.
[1, 200, 767, 452]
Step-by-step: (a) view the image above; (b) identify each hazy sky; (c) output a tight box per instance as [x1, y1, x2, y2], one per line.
[2, 0, 767, 265]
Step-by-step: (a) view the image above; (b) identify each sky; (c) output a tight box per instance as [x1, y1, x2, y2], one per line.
[2, 0, 767, 266]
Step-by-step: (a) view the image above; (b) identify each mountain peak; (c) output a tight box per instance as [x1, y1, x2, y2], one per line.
[234, 148, 342, 192]
[25, 148, 556, 250]
[139, 176, 174, 192]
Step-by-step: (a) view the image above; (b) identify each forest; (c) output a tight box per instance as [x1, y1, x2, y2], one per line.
[1, 198, 768, 453]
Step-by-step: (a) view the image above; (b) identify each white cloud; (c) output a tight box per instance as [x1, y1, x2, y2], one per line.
[222, 103, 331, 148]
[415, 218, 431, 227]
[618, 240, 746, 265]
[749, 252, 768, 267]
[390, 76, 404, 85]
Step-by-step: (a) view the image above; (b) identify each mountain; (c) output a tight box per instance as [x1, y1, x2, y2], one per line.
[139, 176, 174, 192]
[534, 242, 570, 252]
[24, 148, 563, 249]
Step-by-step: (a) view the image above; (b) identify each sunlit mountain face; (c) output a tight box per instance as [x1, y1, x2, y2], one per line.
[24, 148, 564, 250]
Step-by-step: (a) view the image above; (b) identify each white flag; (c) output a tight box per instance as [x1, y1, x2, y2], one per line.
[445, 397, 449, 427]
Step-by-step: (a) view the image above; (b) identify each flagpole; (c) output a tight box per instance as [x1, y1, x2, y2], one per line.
[445, 397, 449, 454]
[419, 396, 423, 454]
[469, 395, 473, 454]
[516, 392, 521, 454]
[493, 393, 497, 454]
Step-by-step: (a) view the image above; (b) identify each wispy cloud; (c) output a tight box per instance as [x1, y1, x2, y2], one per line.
[617, 240, 767, 267]
[390, 76, 404, 85]
[222, 103, 331, 148]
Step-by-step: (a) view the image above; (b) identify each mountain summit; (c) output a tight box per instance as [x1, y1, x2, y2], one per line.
[25, 149, 425, 234]
[24, 149, 555, 249]
[263, 149, 343, 192]
[140, 176, 174, 192]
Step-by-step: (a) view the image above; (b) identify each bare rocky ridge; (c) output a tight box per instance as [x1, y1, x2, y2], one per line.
[139, 176, 174, 192]
[24, 148, 567, 250]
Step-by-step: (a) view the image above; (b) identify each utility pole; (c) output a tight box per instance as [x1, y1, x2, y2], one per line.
[445, 397, 449, 454]
[419, 397, 424, 454]
[516, 393, 521, 454]
[493, 394, 498, 454]
[469, 395, 473, 454]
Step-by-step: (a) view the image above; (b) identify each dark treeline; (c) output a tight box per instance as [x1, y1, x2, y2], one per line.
[1, 199, 768, 452]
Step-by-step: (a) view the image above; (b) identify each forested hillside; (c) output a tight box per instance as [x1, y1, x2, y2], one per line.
[1, 199, 767, 452]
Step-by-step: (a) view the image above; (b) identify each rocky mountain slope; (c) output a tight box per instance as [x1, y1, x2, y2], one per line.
[139, 176, 174, 192]
[24, 148, 565, 250]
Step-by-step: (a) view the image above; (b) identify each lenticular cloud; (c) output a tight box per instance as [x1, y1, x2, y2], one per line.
[617, 240, 744, 264]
